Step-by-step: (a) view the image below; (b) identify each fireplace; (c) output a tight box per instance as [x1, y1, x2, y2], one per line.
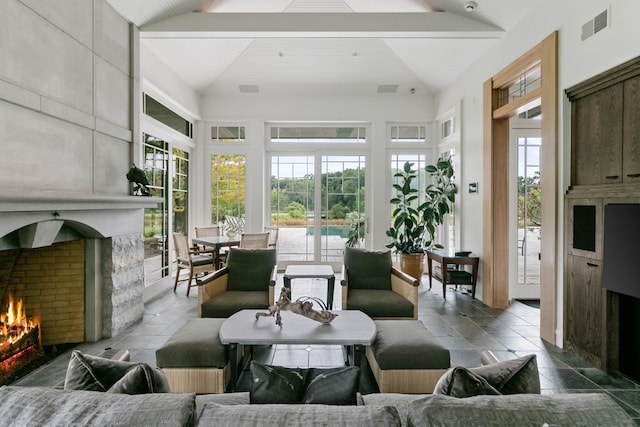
[0, 192, 160, 382]
[0, 295, 40, 383]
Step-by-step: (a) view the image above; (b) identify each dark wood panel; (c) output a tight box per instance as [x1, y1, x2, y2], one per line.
[573, 84, 623, 185]
[623, 75, 640, 182]
[566, 255, 604, 368]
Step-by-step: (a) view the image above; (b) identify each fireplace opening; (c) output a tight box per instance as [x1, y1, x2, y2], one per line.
[0, 295, 41, 383]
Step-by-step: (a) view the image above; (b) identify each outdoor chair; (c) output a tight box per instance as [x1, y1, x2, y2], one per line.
[239, 232, 270, 248]
[197, 248, 277, 318]
[172, 233, 216, 297]
[341, 247, 419, 319]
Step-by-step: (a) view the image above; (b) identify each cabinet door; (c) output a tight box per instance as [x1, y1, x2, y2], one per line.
[573, 83, 623, 185]
[566, 255, 604, 365]
[623, 75, 640, 182]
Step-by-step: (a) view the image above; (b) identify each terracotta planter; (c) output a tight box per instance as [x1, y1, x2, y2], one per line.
[399, 253, 425, 281]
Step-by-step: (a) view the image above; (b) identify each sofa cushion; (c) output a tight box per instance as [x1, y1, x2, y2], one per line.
[197, 403, 401, 426]
[155, 318, 228, 368]
[362, 393, 427, 426]
[200, 291, 270, 318]
[344, 247, 392, 290]
[406, 394, 635, 427]
[226, 248, 276, 292]
[434, 354, 540, 397]
[432, 367, 501, 398]
[347, 289, 414, 318]
[0, 386, 195, 427]
[64, 350, 170, 394]
[249, 362, 360, 405]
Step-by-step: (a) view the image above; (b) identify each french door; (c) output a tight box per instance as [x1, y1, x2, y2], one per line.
[270, 154, 366, 269]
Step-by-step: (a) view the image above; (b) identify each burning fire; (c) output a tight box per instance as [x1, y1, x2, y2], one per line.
[1, 295, 38, 350]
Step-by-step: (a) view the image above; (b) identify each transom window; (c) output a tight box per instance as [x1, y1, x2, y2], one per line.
[270, 126, 366, 143]
[390, 125, 427, 144]
[211, 126, 246, 143]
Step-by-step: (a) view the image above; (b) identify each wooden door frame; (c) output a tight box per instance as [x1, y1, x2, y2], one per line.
[483, 32, 558, 344]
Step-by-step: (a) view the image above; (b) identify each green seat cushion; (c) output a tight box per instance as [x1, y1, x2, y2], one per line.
[155, 318, 228, 368]
[344, 247, 392, 290]
[445, 270, 472, 285]
[190, 254, 214, 266]
[200, 291, 269, 318]
[226, 248, 276, 292]
[346, 289, 414, 318]
[371, 320, 450, 370]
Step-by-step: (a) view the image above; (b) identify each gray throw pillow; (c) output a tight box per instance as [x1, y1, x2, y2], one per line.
[249, 363, 306, 404]
[434, 354, 540, 397]
[303, 366, 361, 405]
[64, 350, 170, 394]
[227, 248, 276, 292]
[344, 247, 392, 290]
[433, 367, 502, 398]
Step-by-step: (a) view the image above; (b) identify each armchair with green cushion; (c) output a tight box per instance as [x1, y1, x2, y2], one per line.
[197, 248, 277, 318]
[341, 247, 419, 319]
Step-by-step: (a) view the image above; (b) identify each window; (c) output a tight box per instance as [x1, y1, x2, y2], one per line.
[211, 126, 246, 143]
[390, 125, 427, 144]
[172, 148, 189, 235]
[143, 94, 192, 137]
[271, 126, 366, 143]
[211, 155, 246, 224]
[143, 134, 169, 284]
[441, 118, 455, 139]
[390, 154, 428, 208]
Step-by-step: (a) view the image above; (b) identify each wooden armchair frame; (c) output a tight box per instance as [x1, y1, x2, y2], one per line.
[196, 265, 277, 318]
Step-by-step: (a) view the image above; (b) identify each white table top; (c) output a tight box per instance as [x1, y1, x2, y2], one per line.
[219, 309, 375, 346]
[283, 264, 335, 278]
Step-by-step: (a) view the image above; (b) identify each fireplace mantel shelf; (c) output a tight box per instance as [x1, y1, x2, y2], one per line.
[0, 190, 162, 212]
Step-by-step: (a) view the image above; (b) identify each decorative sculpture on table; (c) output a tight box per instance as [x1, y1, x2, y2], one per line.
[126, 163, 151, 196]
[256, 287, 337, 327]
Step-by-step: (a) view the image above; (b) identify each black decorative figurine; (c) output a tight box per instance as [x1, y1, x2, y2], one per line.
[126, 163, 151, 196]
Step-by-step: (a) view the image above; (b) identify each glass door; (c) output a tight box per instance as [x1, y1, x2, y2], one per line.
[270, 154, 366, 269]
[510, 127, 542, 299]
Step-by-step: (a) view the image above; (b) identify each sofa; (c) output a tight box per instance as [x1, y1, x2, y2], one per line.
[0, 349, 634, 426]
[0, 386, 633, 426]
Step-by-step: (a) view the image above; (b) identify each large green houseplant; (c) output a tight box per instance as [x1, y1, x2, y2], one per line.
[386, 158, 457, 279]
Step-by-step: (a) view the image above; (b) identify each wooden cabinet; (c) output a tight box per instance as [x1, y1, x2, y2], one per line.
[623, 75, 640, 182]
[568, 58, 640, 185]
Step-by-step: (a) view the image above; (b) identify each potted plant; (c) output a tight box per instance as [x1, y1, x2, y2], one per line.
[386, 158, 457, 280]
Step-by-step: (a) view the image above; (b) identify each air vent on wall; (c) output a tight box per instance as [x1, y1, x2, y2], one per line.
[377, 85, 398, 94]
[239, 85, 259, 93]
[581, 9, 609, 41]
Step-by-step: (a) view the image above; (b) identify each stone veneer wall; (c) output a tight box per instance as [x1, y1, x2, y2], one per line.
[0, 240, 85, 346]
[101, 233, 145, 337]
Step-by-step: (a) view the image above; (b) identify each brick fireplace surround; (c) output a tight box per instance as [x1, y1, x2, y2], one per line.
[0, 193, 160, 348]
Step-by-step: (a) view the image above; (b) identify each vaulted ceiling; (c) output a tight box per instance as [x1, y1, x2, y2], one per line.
[107, 0, 541, 96]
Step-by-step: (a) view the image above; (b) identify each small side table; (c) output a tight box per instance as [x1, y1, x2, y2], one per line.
[283, 265, 336, 309]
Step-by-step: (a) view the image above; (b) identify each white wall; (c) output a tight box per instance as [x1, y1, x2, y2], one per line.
[435, 0, 640, 345]
[200, 93, 434, 249]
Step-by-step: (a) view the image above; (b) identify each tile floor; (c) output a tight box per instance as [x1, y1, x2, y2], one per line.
[12, 274, 640, 424]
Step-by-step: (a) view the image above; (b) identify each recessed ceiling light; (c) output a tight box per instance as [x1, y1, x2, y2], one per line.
[464, 1, 478, 12]
[352, 52, 359, 59]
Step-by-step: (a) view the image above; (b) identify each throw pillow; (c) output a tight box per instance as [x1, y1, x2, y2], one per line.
[470, 354, 540, 394]
[433, 354, 540, 398]
[344, 247, 392, 290]
[303, 366, 360, 405]
[249, 362, 306, 404]
[433, 367, 502, 398]
[249, 362, 360, 405]
[64, 350, 170, 394]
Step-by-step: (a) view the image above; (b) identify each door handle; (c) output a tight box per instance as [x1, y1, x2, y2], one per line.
[627, 173, 640, 178]
[605, 175, 620, 180]
[586, 262, 599, 267]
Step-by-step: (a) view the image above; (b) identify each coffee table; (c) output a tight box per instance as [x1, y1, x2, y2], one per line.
[219, 309, 376, 391]
[283, 264, 336, 309]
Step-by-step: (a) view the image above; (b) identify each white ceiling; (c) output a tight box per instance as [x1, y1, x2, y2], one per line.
[107, 0, 541, 96]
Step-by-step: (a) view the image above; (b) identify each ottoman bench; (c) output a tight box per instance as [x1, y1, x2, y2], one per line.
[366, 320, 450, 394]
[156, 318, 231, 394]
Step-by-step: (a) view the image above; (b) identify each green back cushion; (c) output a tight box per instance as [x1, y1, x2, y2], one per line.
[344, 247, 392, 290]
[226, 248, 276, 291]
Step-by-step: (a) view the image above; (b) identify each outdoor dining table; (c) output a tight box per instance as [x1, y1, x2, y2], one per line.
[192, 235, 241, 269]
